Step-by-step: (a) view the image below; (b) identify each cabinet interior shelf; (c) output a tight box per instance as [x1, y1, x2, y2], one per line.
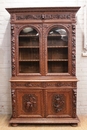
[19, 46, 39, 48]
[19, 59, 39, 62]
[48, 35, 67, 37]
[19, 35, 39, 37]
[47, 46, 68, 48]
[48, 59, 68, 61]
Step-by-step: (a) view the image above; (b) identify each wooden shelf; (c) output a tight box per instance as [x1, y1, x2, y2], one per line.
[19, 59, 39, 62]
[19, 46, 39, 48]
[48, 59, 68, 61]
[19, 35, 39, 37]
[47, 46, 68, 48]
[48, 35, 67, 37]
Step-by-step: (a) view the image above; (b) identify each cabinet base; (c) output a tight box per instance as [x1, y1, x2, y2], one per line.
[9, 116, 79, 126]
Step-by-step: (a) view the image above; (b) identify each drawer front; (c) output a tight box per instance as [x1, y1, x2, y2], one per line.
[11, 81, 77, 88]
[16, 89, 44, 117]
[45, 88, 73, 118]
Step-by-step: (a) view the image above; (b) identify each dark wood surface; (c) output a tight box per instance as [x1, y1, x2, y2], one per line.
[6, 7, 80, 126]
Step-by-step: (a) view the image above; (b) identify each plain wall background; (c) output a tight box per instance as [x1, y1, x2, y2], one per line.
[0, 0, 87, 115]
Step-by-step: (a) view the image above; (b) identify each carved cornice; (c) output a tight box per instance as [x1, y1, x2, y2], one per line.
[6, 7, 80, 14]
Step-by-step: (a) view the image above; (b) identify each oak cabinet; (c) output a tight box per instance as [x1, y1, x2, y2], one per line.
[6, 7, 80, 126]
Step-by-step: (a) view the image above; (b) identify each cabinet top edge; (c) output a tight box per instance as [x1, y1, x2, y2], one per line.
[6, 7, 80, 14]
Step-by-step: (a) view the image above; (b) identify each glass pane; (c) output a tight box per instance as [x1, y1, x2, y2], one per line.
[18, 27, 40, 73]
[47, 27, 68, 73]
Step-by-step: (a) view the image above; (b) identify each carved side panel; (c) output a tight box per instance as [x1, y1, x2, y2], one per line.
[11, 89, 17, 117]
[11, 24, 16, 76]
[72, 24, 76, 76]
[22, 94, 37, 113]
[72, 88, 77, 117]
[52, 94, 65, 113]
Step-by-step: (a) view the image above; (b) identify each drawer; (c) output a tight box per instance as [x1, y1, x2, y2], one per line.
[11, 81, 77, 88]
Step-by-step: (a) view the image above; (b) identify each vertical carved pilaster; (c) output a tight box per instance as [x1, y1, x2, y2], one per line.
[11, 89, 17, 117]
[72, 89, 77, 117]
[72, 24, 76, 76]
[11, 24, 16, 76]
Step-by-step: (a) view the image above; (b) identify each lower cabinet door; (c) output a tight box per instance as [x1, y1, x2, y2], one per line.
[45, 89, 73, 118]
[16, 89, 44, 117]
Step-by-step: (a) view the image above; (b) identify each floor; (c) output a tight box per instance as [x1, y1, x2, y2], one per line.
[0, 115, 87, 130]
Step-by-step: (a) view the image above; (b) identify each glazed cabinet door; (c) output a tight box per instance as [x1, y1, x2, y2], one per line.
[43, 24, 72, 75]
[14, 24, 44, 76]
[45, 88, 73, 118]
[16, 89, 44, 117]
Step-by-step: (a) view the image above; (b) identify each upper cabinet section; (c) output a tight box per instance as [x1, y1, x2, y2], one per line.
[6, 7, 80, 77]
[6, 7, 80, 24]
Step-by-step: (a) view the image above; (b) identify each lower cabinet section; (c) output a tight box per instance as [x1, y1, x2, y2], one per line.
[12, 88, 75, 118]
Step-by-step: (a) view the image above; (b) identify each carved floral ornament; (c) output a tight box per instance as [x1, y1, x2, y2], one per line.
[11, 82, 77, 87]
[52, 94, 65, 113]
[16, 13, 71, 20]
[22, 94, 37, 113]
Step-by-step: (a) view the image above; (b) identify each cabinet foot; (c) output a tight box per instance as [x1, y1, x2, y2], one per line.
[71, 123, 78, 127]
[11, 123, 18, 127]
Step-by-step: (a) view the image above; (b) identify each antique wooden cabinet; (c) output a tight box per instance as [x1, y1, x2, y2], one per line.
[6, 7, 80, 126]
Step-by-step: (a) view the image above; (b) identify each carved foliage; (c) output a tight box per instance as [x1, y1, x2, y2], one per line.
[22, 94, 37, 113]
[11, 24, 16, 76]
[11, 89, 17, 117]
[72, 89, 77, 117]
[72, 24, 76, 76]
[11, 81, 77, 88]
[52, 94, 65, 113]
[16, 13, 71, 20]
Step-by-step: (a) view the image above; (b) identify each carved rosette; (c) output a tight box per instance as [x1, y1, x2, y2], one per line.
[11, 24, 16, 76]
[22, 94, 37, 113]
[72, 89, 77, 117]
[52, 94, 65, 113]
[11, 89, 17, 117]
[72, 24, 76, 76]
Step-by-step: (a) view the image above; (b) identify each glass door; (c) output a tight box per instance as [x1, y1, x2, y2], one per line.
[18, 27, 40, 74]
[47, 26, 68, 74]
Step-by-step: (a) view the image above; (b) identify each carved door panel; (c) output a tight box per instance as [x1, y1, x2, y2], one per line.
[45, 89, 73, 117]
[16, 89, 44, 117]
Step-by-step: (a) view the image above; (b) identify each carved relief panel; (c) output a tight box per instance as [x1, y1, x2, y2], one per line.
[45, 89, 73, 117]
[16, 89, 44, 117]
